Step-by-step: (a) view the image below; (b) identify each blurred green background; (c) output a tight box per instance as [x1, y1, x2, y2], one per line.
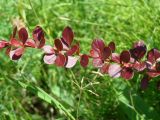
[0, 0, 160, 120]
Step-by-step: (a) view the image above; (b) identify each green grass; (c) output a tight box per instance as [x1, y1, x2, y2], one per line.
[1, 0, 160, 119]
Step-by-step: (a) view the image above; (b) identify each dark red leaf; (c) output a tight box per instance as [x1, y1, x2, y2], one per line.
[147, 71, 160, 77]
[92, 58, 103, 67]
[108, 41, 115, 52]
[133, 61, 146, 71]
[18, 27, 28, 44]
[12, 26, 17, 38]
[33, 26, 44, 41]
[80, 54, 89, 67]
[37, 37, 45, 48]
[141, 75, 150, 90]
[102, 46, 111, 60]
[108, 64, 121, 78]
[9, 47, 24, 60]
[121, 67, 134, 80]
[111, 53, 120, 63]
[90, 49, 100, 58]
[91, 39, 105, 52]
[147, 49, 160, 64]
[61, 38, 69, 49]
[0, 40, 9, 49]
[10, 38, 22, 47]
[6, 47, 11, 55]
[33, 26, 45, 48]
[120, 50, 130, 63]
[66, 44, 79, 56]
[54, 39, 63, 51]
[130, 41, 146, 60]
[62, 26, 74, 46]
[100, 63, 109, 74]
[43, 54, 56, 64]
[55, 54, 66, 67]
[24, 39, 36, 48]
[65, 56, 78, 68]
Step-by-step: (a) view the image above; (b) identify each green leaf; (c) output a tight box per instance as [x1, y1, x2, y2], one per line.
[18, 81, 75, 120]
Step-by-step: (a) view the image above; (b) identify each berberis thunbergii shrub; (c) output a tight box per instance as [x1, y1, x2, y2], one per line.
[0, 25, 160, 90]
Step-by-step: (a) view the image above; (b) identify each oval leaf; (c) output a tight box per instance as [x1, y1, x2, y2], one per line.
[43, 54, 56, 64]
[102, 46, 111, 60]
[141, 75, 150, 90]
[80, 54, 89, 67]
[100, 63, 109, 74]
[62, 26, 74, 46]
[92, 58, 103, 68]
[54, 39, 63, 51]
[121, 67, 134, 80]
[91, 39, 105, 52]
[0, 40, 9, 49]
[18, 27, 28, 44]
[66, 44, 79, 56]
[9, 47, 24, 60]
[147, 49, 160, 64]
[108, 41, 115, 52]
[65, 56, 78, 68]
[43, 45, 54, 54]
[10, 38, 22, 47]
[55, 54, 66, 67]
[120, 50, 130, 63]
[25, 39, 36, 48]
[108, 64, 121, 78]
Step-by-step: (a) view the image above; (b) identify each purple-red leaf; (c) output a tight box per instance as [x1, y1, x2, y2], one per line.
[92, 58, 103, 68]
[10, 38, 22, 47]
[147, 71, 160, 78]
[121, 67, 134, 80]
[66, 44, 79, 56]
[90, 49, 100, 58]
[43, 45, 54, 54]
[108, 64, 121, 78]
[18, 27, 28, 44]
[100, 63, 109, 74]
[91, 39, 105, 52]
[43, 54, 56, 64]
[55, 54, 66, 67]
[33, 26, 45, 48]
[108, 41, 115, 52]
[25, 39, 36, 48]
[65, 56, 78, 68]
[102, 46, 111, 60]
[9, 47, 24, 60]
[111, 53, 120, 63]
[133, 61, 146, 71]
[147, 49, 160, 64]
[38, 37, 45, 48]
[130, 41, 146, 60]
[80, 54, 89, 67]
[12, 26, 17, 38]
[54, 39, 63, 51]
[0, 40, 9, 49]
[62, 26, 74, 46]
[120, 50, 130, 63]
[141, 75, 150, 90]
[33, 26, 44, 41]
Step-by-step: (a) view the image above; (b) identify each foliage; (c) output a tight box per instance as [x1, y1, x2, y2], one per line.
[0, 0, 160, 120]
